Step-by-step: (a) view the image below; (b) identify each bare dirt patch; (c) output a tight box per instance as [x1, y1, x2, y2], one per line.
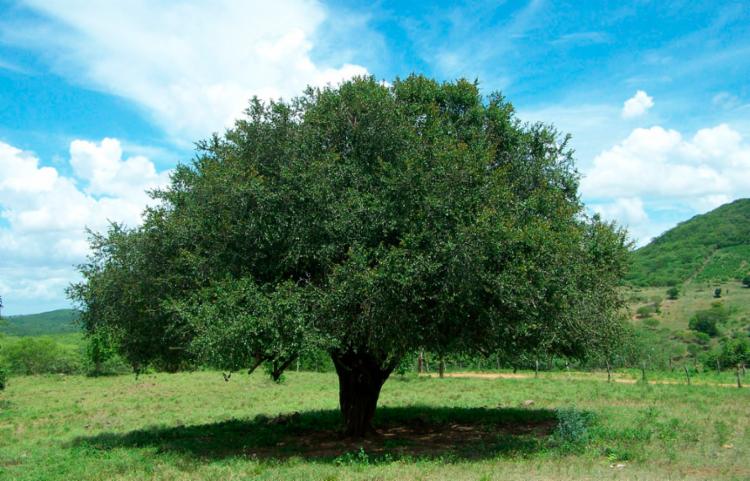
[249, 417, 556, 459]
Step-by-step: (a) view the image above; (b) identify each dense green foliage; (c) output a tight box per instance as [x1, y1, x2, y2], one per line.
[0, 357, 6, 390]
[0, 309, 79, 336]
[666, 286, 679, 300]
[627, 198, 750, 286]
[69, 76, 629, 436]
[1, 337, 84, 375]
[688, 303, 730, 338]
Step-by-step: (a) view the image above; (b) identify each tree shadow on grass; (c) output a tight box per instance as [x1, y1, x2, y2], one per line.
[71, 406, 560, 461]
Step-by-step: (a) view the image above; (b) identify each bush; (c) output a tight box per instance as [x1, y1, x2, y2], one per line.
[743, 276, 750, 288]
[642, 318, 660, 329]
[0, 360, 7, 390]
[636, 305, 657, 319]
[716, 336, 750, 368]
[666, 287, 679, 300]
[688, 304, 729, 338]
[714, 288, 722, 298]
[554, 407, 595, 451]
[84, 333, 129, 376]
[3, 338, 83, 375]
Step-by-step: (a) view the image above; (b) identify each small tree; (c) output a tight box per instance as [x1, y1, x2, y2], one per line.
[69, 76, 630, 437]
[688, 305, 728, 338]
[86, 331, 117, 376]
[742, 276, 750, 288]
[666, 286, 679, 300]
[714, 288, 722, 298]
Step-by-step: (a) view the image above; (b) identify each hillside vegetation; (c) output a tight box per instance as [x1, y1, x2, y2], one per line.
[627, 198, 750, 286]
[1, 309, 79, 336]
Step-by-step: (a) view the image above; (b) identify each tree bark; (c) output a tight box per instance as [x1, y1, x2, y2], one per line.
[331, 350, 395, 438]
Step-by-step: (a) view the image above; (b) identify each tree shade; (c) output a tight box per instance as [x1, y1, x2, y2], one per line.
[69, 76, 629, 437]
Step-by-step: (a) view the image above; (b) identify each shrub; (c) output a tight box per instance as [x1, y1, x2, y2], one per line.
[0, 360, 7, 390]
[84, 333, 129, 376]
[554, 407, 595, 450]
[666, 287, 679, 300]
[714, 288, 722, 298]
[688, 304, 729, 338]
[716, 336, 750, 368]
[693, 332, 712, 345]
[642, 318, 660, 329]
[743, 275, 750, 288]
[636, 305, 657, 319]
[689, 315, 720, 337]
[3, 338, 83, 375]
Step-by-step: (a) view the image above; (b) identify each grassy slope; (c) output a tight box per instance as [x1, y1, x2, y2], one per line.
[1, 309, 79, 336]
[627, 280, 750, 332]
[627, 198, 750, 287]
[1, 370, 749, 481]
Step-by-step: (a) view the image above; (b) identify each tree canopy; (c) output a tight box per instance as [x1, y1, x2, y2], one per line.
[69, 76, 629, 436]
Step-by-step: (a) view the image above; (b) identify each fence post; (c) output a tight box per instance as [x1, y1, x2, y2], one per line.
[535, 358, 539, 378]
[606, 360, 612, 383]
[683, 365, 691, 386]
[439, 357, 445, 379]
[641, 361, 647, 382]
[737, 364, 742, 388]
[418, 351, 423, 374]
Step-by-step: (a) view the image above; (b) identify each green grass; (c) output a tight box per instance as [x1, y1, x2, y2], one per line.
[626, 280, 750, 333]
[2, 370, 749, 480]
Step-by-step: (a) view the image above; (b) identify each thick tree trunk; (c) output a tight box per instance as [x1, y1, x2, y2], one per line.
[331, 350, 394, 438]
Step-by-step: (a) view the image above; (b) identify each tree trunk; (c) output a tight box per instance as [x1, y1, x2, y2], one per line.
[331, 350, 395, 438]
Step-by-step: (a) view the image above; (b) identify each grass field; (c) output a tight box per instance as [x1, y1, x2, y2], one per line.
[2, 370, 749, 480]
[627, 280, 750, 333]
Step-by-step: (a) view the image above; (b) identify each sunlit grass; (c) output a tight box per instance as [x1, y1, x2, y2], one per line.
[2, 369, 749, 480]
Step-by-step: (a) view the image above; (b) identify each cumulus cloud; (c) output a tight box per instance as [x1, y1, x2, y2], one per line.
[12, 0, 369, 143]
[0, 139, 170, 313]
[592, 197, 648, 225]
[582, 124, 749, 200]
[582, 123, 750, 244]
[621, 90, 654, 118]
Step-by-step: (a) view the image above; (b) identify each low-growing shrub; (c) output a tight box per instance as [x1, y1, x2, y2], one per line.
[636, 305, 657, 319]
[642, 318, 660, 329]
[3, 337, 83, 375]
[689, 304, 729, 337]
[554, 407, 595, 451]
[0, 359, 7, 390]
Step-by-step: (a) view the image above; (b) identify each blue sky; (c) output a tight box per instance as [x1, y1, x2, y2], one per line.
[1, 0, 750, 314]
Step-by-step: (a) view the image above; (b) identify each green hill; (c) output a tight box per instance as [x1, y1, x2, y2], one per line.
[627, 198, 750, 286]
[1, 309, 80, 336]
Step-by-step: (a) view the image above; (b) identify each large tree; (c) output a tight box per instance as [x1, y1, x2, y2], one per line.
[69, 76, 629, 437]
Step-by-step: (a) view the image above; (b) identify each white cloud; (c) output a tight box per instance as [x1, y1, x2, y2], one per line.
[592, 197, 648, 225]
[581, 123, 750, 244]
[12, 0, 369, 143]
[621, 90, 654, 118]
[0, 139, 170, 314]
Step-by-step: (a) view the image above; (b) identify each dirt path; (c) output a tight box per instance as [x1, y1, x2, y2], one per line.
[684, 248, 719, 286]
[423, 371, 747, 389]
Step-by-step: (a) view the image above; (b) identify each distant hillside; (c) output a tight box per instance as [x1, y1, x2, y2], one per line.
[627, 198, 750, 286]
[1, 309, 80, 336]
